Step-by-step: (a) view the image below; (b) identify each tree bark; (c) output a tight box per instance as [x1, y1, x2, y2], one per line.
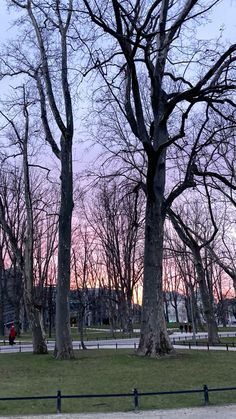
[22, 103, 48, 354]
[0, 277, 4, 337]
[137, 198, 174, 357]
[119, 295, 133, 333]
[193, 248, 219, 344]
[77, 307, 87, 350]
[54, 137, 74, 359]
[0, 248, 4, 336]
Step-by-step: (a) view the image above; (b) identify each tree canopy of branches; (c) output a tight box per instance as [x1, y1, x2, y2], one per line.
[1, 0, 76, 359]
[0, 0, 236, 359]
[81, 0, 236, 356]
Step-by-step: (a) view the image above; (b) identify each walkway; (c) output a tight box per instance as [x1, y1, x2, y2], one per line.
[1, 331, 236, 353]
[1, 404, 236, 418]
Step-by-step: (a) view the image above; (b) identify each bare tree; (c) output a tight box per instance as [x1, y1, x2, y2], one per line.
[89, 181, 144, 332]
[3, 0, 77, 359]
[81, 0, 236, 356]
[0, 231, 7, 336]
[0, 167, 25, 334]
[168, 203, 219, 344]
[71, 225, 97, 349]
[0, 88, 48, 353]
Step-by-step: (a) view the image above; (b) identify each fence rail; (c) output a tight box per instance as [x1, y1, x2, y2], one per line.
[1, 341, 236, 353]
[1, 385, 236, 414]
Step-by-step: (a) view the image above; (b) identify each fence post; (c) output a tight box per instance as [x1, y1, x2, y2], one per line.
[203, 384, 209, 405]
[133, 388, 139, 411]
[56, 390, 62, 413]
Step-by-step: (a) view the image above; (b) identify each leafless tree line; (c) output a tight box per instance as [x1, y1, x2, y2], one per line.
[0, 0, 235, 358]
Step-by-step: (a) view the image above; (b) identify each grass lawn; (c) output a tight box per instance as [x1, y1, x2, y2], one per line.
[0, 349, 236, 415]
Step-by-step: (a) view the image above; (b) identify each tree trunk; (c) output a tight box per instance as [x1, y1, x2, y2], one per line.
[0, 288, 4, 337]
[189, 284, 204, 332]
[14, 304, 22, 337]
[22, 106, 48, 354]
[25, 298, 48, 354]
[119, 294, 133, 333]
[137, 199, 174, 357]
[194, 248, 219, 344]
[77, 309, 87, 350]
[55, 138, 74, 359]
[184, 295, 191, 323]
[173, 298, 179, 324]
[126, 297, 133, 333]
[164, 298, 170, 323]
[0, 269, 4, 336]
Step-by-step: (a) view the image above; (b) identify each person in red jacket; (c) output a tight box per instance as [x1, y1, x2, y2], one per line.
[9, 324, 17, 345]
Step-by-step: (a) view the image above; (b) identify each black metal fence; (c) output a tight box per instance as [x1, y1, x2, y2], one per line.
[1, 340, 236, 353]
[1, 385, 236, 414]
[0, 341, 140, 352]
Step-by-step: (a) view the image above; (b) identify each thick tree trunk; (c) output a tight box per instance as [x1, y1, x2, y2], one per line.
[25, 299, 48, 354]
[55, 138, 74, 359]
[194, 249, 219, 344]
[137, 200, 174, 357]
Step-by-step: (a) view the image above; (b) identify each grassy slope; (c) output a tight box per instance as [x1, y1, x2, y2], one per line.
[0, 349, 236, 415]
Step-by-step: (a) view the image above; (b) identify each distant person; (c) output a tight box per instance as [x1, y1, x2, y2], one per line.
[184, 323, 188, 333]
[179, 324, 184, 333]
[188, 324, 192, 333]
[9, 324, 17, 346]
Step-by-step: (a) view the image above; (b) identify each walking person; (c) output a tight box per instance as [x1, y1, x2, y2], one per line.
[9, 324, 17, 345]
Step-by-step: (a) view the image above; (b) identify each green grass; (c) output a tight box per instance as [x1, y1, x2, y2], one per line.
[0, 349, 236, 415]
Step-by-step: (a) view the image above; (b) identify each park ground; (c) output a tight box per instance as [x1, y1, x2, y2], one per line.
[1, 348, 236, 415]
[1, 404, 236, 418]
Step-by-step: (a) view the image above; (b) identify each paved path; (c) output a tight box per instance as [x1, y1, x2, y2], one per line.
[1, 404, 236, 418]
[1, 331, 236, 353]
